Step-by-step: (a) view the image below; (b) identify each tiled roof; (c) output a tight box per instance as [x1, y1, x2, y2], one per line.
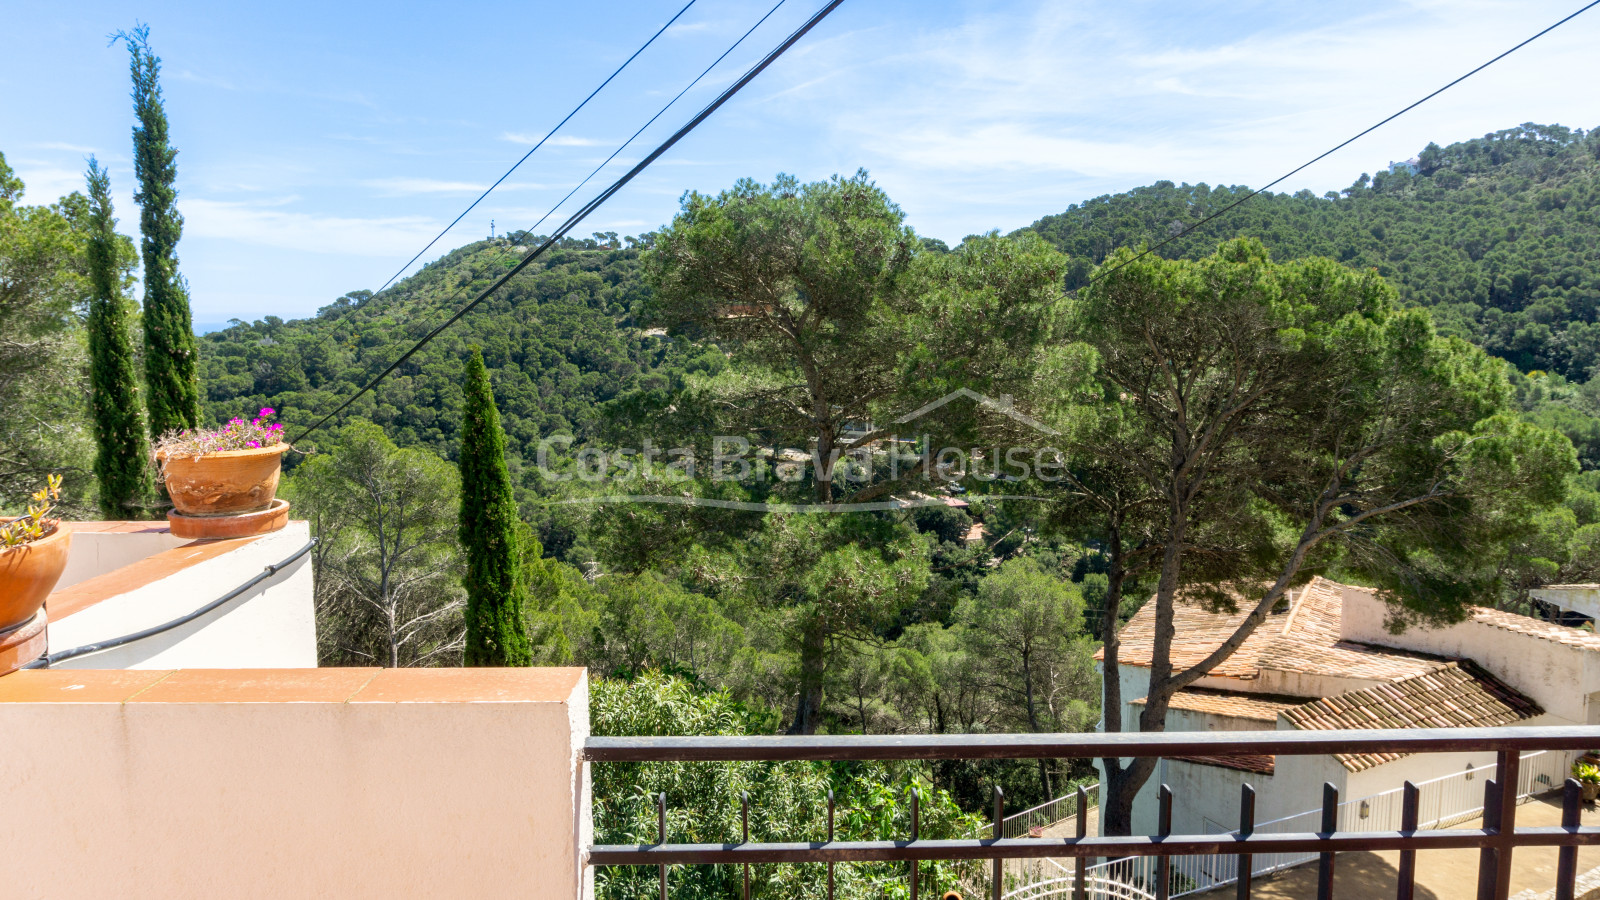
[1281, 661, 1542, 772]
[1176, 753, 1277, 775]
[1101, 577, 1449, 682]
[1470, 606, 1600, 652]
[1129, 689, 1300, 774]
[1131, 689, 1308, 722]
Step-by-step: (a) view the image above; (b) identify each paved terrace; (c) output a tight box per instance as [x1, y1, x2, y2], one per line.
[1190, 791, 1600, 900]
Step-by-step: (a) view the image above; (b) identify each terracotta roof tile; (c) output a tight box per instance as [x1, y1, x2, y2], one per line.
[1130, 689, 1308, 722]
[1176, 754, 1276, 775]
[1101, 577, 1448, 682]
[1470, 606, 1600, 652]
[1281, 661, 1542, 772]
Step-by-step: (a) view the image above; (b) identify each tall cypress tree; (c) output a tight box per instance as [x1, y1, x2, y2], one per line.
[120, 25, 200, 438]
[458, 348, 532, 666]
[84, 158, 155, 519]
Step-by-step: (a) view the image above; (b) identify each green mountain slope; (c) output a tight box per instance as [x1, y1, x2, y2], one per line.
[198, 234, 720, 463]
[1025, 123, 1600, 379]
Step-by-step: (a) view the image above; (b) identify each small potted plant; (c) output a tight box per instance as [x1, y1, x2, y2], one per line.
[0, 475, 70, 633]
[154, 408, 289, 516]
[1575, 762, 1600, 804]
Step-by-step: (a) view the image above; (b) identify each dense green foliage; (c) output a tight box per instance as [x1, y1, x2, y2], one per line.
[1051, 238, 1576, 832]
[458, 348, 532, 666]
[120, 26, 200, 438]
[83, 158, 155, 519]
[0, 152, 99, 516]
[590, 671, 982, 900]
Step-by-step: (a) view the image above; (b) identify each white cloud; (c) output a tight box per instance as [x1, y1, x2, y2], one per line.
[8, 161, 89, 204]
[501, 131, 604, 147]
[33, 141, 97, 154]
[364, 177, 488, 195]
[183, 199, 443, 257]
[362, 177, 552, 196]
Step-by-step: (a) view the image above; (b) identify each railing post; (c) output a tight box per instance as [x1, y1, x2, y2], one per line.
[827, 789, 836, 900]
[1476, 779, 1501, 900]
[657, 792, 667, 900]
[1074, 783, 1089, 900]
[1556, 778, 1580, 900]
[1316, 783, 1337, 900]
[741, 790, 750, 900]
[1156, 784, 1173, 900]
[993, 786, 1005, 900]
[1493, 750, 1520, 900]
[1397, 781, 1419, 900]
[1237, 784, 1255, 900]
[910, 786, 920, 900]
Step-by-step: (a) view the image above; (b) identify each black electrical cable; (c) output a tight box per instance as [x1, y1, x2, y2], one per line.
[362, 0, 698, 304]
[21, 539, 316, 669]
[348, 0, 791, 349]
[517, 0, 790, 245]
[1089, 0, 1600, 286]
[349, 0, 789, 367]
[288, 0, 846, 446]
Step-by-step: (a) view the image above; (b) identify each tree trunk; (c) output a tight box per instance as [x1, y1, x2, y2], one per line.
[1022, 647, 1052, 799]
[788, 621, 827, 734]
[1097, 519, 1132, 830]
[1102, 493, 1192, 835]
[1100, 757, 1158, 835]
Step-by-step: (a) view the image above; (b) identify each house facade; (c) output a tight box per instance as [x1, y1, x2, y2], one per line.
[1095, 577, 1600, 838]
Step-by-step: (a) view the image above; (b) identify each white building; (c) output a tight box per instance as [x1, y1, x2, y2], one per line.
[1096, 577, 1600, 838]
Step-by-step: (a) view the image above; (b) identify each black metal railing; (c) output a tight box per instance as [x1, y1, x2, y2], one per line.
[585, 725, 1600, 900]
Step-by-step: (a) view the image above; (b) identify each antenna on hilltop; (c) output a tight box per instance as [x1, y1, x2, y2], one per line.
[490, 219, 495, 239]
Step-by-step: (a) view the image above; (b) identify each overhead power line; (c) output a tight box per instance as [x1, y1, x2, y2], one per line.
[407, 0, 789, 324]
[362, 0, 698, 303]
[516, 0, 790, 245]
[1090, 0, 1600, 285]
[289, 0, 846, 445]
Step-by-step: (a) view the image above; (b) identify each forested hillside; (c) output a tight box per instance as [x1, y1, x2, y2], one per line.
[198, 233, 724, 461]
[1028, 123, 1600, 379]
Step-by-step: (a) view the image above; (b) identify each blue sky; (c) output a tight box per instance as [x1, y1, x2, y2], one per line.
[5, 0, 1599, 326]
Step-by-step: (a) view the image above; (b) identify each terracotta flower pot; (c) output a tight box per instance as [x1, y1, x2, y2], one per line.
[158, 443, 288, 516]
[0, 524, 71, 633]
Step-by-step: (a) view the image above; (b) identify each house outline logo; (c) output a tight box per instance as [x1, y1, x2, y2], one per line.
[891, 388, 1058, 436]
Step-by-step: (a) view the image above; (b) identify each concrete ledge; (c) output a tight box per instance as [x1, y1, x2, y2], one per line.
[0, 666, 591, 900]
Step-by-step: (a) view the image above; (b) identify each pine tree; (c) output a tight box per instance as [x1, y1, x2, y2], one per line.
[119, 25, 200, 438]
[84, 158, 155, 519]
[458, 348, 532, 666]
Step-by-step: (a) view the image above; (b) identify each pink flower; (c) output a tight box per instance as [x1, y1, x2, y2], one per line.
[247, 440, 261, 448]
[259, 408, 275, 417]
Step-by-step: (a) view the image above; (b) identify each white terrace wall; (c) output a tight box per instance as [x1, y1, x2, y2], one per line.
[1339, 586, 1599, 725]
[0, 667, 592, 900]
[47, 523, 316, 670]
